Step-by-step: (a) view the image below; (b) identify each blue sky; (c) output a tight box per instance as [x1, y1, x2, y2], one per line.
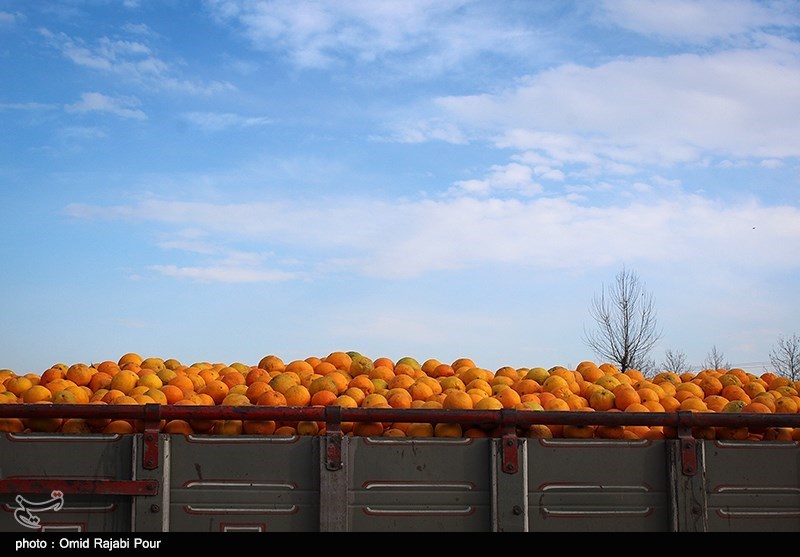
[1, 0, 799, 375]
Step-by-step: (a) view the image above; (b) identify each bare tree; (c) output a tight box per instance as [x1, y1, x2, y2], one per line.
[770, 333, 800, 381]
[701, 345, 730, 370]
[583, 266, 662, 373]
[661, 348, 692, 375]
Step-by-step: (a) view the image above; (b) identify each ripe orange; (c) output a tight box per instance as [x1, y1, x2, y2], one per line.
[324, 351, 352, 372]
[310, 390, 338, 406]
[109, 370, 139, 395]
[613, 386, 641, 410]
[284, 384, 311, 407]
[164, 420, 194, 434]
[199, 380, 229, 404]
[406, 423, 435, 437]
[258, 355, 285, 372]
[22, 385, 53, 404]
[589, 389, 616, 411]
[257, 391, 288, 406]
[103, 420, 135, 434]
[442, 390, 474, 410]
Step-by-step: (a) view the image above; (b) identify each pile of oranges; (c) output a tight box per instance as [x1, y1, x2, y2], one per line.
[0, 352, 797, 440]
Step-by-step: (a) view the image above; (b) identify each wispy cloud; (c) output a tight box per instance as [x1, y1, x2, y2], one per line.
[65, 192, 800, 281]
[180, 111, 273, 131]
[450, 163, 544, 197]
[39, 28, 234, 95]
[402, 45, 800, 180]
[65, 92, 147, 120]
[0, 10, 22, 25]
[205, 0, 538, 74]
[0, 102, 59, 110]
[598, 0, 799, 43]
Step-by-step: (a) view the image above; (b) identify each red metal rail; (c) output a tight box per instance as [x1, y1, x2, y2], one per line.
[2, 403, 800, 429]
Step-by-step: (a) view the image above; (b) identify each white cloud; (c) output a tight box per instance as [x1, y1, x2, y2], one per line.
[65, 192, 800, 281]
[598, 0, 798, 43]
[451, 163, 543, 197]
[0, 11, 20, 25]
[65, 92, 147, 120]
[181, 111, 273, 131]
[148, 264, 296, 283]
[0, 102, 58, 110]
[39, 28, 234, 95]
[205, 0, 537, 73]
[416, 46, 800, 174]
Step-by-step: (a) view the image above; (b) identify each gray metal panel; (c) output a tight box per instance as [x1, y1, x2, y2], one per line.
[346, 436, 492, 532]
[167, 434, 320, 532]
[526, 438, 670, 532]
[704, 440, 800, 532]
[0, 433, 134, 532]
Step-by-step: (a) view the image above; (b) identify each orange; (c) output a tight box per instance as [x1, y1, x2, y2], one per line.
[245, 367, 270, 385]
[118, 353, 143, 367]
[720, 385, 751, 404]
[324, 351, 352, 372]
[387, 374, 415, 391]
[244, 382, 273, 404]
[5, 376, 33, 397]
[343, 387, 366, 406]
[284, 384, 311, 407]
[407, 381, 434, 402]
[387, 390, 413, 409]
[60, 418, 92, 434]
[704, 395, 730, 413]
[595, 425, 625, 439]
[258, 355, 285, 372]
[475, 396, 504, 410]
[109, 370, 139, 395]
[269, 372, 300, 394]
[160, 385, 186, 405]
[51, 389, 78, 405]
[442, 390, 474, 410]
[774, 396, 798, 414]
[679, 398, 708, 412]
[38, 367, 67, 385]
[434, 423, 463, 438]
[613, 386, 641, 410]
[213, 420, 244, 435]
[310, 390, 338, 406]
[164, 420, 194, 434]
[544, 398, 570, 411]
[243, 420, 277, 435]
[200, 380, 229, 404]
[221, 393, 251, 406]
[308, 375, 338, 396]
[220, 370, 246, 390]
[326, 371, 350, 394]
[352, 422, 385, 437]
[494, 388, 521, 409]
[274, 425, 297, 436]
[406, 422, 435, 437]
[103, 420, 134, 434]
[88, 372, 113, 392]
[588, 389, 615, 411]
[22, 385, 53, 404]
[257, 391, 288, 406]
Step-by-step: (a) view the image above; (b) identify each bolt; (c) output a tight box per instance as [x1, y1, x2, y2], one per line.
[512, 505, 522, 515]
[150, 504, 160, 513]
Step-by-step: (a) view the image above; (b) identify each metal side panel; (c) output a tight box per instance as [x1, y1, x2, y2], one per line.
[346, 436, 492, 532]
[167, 434, 320, 532]
[0, 432, 135, 532]
[704, 440, 800, 532]
[527, 438, 670, 532]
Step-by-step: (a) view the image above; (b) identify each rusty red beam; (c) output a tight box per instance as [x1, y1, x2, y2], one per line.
[2, 403, 800, 429]
[0, 478, 158, 496]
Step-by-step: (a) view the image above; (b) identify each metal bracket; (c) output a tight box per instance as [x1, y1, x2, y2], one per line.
[501, 435, 519, 474]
